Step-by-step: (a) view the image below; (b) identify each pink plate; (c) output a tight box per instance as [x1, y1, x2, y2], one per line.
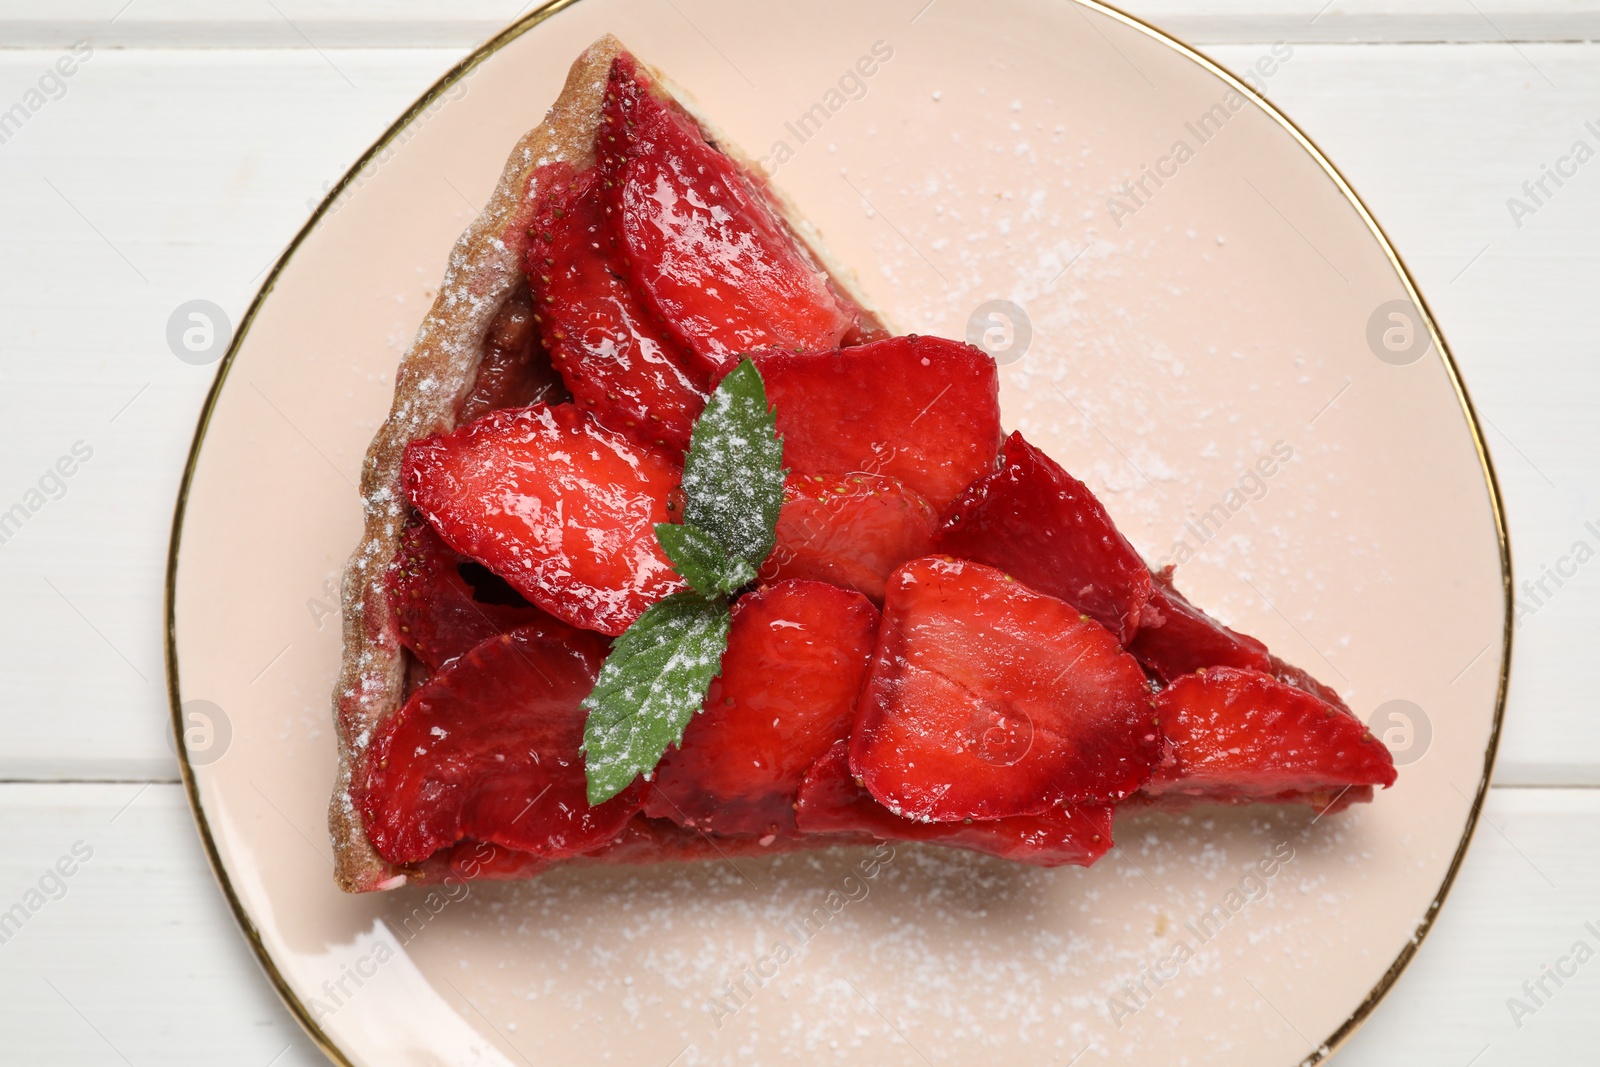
[167, 2, 1509, 1064]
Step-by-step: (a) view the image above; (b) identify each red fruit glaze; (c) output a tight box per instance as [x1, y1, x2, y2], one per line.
[753, 335, 1003, 510]
[644, 580, 880, 836]
[401, 404, 687, 636]
[358, 625, 642, 865]
[1144, 667, 1396, 804]
[457, 285, 569, 424]
[387, 517, 556, 671]
[936, 432, 1153, 643]
[851, 556, 1160, 821]
[584, 814, 872, 864]
[1130, 581, 1272, 680]
[1266, 654, 1354, 717]
[525, 162, 708, 454]
[599, 53, 858, 374]
[760, 472, 938, 603]
[434, 839, 553, 883]
[796, 742, 1113, 868]
[1130, 576, 1353, 715]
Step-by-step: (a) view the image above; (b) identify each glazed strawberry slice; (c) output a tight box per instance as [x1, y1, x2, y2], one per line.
[1267, 654, 1351, 715]
[358, 625, 642, 865]
[402, 404, 687, 636]
[598, 53, 858, 374]
[760, 473, 938, 602]
[1130, 575, 1353, 715]
[526, 162, 708, 453]
[851, 556, 1160, 822]
[797, 742, 1113, 868]
[1129, 580, 1272, 681]
[387, 517, 556, 671]
[458, 283, 570, 424]
[936, 432, 1152, 644]
[753, 336, 1003, 510]
[643, 580, 880, 836]
[1143, 667, 1396, 807]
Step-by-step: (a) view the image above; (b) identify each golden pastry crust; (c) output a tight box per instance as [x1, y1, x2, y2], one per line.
[328, 35, 885, 893]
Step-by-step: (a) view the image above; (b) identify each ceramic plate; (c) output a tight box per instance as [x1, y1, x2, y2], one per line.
[166, 2, 1509, 1064]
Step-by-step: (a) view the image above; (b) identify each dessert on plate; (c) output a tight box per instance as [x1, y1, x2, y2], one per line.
[329, 35, 1395, 893]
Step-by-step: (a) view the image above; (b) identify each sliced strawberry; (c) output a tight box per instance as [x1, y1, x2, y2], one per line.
[936, 432, 1152, 643]
[402, 403, 687, 636]
[643, 580, 880, 836]
[1130, 576, 1353, 715]
[458, 283, 570, 424]
[1267, 654, 1352, 715]
[387, 516, 554, 671]
[525, 162, 708, 454]
[851, 556, 1159, 822]
[1143, 667, 1396, 807]
[1129, 580, 1272, 680]
[759, 473, 938, 603]
[797, 742, 1113, 868]
[598, 53, 858, 374]
[752, 335, 1002, 510]
[358, 625, 642, 865]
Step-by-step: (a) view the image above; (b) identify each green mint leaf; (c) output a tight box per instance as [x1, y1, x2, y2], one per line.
[581, 361, 784, 804]
[679, 358, 786, 571]
[655, 521, 757, 598]
[581, 593, 732, 805]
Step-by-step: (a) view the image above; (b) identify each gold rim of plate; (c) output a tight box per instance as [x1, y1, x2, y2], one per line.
[161, 3, 1514, 1064]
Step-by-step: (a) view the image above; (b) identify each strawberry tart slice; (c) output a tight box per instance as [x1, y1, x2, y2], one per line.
[329, 36, 1395, 893]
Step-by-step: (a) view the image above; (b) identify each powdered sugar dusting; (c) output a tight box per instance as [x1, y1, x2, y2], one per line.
[832, 76, 1369, 702]
[377, 802, 1403, 1063]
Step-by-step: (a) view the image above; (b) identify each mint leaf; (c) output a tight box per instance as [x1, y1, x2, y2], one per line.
[581, 360, 786, 805]
[581, 593, 732, 805]
[679, 358, 786, 571]
[655, 521, 756, 598]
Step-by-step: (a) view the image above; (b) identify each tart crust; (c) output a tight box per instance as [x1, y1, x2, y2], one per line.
[328, 35, 885, 893]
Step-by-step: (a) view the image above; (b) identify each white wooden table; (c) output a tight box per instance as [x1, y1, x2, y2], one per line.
[2, 2, 1596, 1063]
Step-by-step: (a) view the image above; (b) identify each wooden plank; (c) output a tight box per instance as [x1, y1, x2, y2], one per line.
[1201, 42, 1600, 787]
[0, 49, 461, 782]
[1336, 786, 1600, 1065]
[0, 42, 1594, 787]
[0, 0, 1597, 47]
[0, 783, 324, 1066]
[0, 782, 1592, 1064]
[1128, 0, 1600, 42]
